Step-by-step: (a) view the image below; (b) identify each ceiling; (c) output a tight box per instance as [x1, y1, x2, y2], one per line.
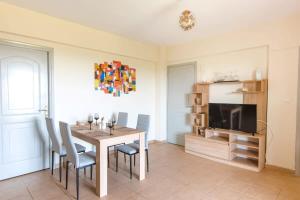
[3, 0, 300, 45]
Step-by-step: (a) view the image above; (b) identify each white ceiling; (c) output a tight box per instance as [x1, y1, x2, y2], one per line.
[3, 0, 300, 45]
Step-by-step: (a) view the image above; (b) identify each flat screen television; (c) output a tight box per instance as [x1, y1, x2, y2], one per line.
[208, 103, 257, 134]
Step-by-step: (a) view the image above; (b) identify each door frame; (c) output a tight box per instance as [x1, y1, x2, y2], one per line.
[166, 62, 197, 145]
[0, 38, 54, 168]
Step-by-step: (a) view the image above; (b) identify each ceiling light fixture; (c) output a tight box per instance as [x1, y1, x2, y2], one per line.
[179, 10, 195, 31]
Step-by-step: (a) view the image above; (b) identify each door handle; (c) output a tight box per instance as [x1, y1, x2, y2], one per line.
[39, 105, 48, 112]
[38, 106, 49, 117]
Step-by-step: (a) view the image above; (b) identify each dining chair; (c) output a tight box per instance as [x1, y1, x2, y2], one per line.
[45, 117, 86, 182]
[59, 121, 96, 200]
[129, 114, 150, 172]
[107, 112, 128, 168]
[115, 114, 150, 179]
[116, 112, 128, 127]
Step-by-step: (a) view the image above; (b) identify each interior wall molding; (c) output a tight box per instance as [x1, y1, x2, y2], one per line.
[295, 46, 300, 176]
[167, 45, 269, 64]
[0, 30, 158, 64]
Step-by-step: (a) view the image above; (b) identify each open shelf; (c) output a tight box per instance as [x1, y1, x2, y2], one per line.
[232, 149, 258, 159]
[207, 136, 229, 144]
[231, 157, 258, 168]
[231, 91, 263, 94]
[231, 140, 259, 149]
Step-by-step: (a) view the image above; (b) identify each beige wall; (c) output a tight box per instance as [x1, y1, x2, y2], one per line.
[0, 3, 160, 143]
[165, 14, 300, 170]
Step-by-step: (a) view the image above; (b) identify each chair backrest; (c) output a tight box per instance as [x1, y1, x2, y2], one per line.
[136, 114, 150, 148]
[45, 117, 62, 154]
[116, 112, 128, 127]
[59, 121, 79, 167]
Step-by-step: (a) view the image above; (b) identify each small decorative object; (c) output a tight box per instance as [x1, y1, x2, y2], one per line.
[179, 10, 195, 31]
[236, 88, 248, 92]
[94, 61, 136, 97]
[200, 113, 205, 128]
[213, 73, 225, 82]
[195, 97, 202, 105]
[94, 113, 99, 125]
[88, 114, 93, 130]
[195, 118, 201, 126]
[100, 117, 104, 130]
[200, 128, 205, 137]
[255, 69, 262, 80]
[213, 72, 239, 83]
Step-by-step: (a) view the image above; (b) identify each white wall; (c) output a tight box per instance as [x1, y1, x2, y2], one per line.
[54, 46, 157, 140]
[0, 2, 159, 145]
[197, 47, 268, 82]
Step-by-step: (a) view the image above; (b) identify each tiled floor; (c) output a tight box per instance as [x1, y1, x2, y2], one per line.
[1, 143, 300, 200]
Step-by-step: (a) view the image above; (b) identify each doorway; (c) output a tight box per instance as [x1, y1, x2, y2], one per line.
[167, 62, 196, 146]
[0, 42, 52, 180]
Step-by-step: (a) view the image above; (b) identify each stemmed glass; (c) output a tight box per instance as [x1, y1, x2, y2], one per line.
[111, 116, 116, 130]
[88, 114, 93, 130]
[94, 113, 99, 125]
[106, 121, 113, 135]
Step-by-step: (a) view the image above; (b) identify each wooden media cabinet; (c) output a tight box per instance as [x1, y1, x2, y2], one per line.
[185, 129, 265, 172]
[185, 80, 267, 172]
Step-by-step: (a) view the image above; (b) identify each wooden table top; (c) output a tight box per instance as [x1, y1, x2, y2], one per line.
[71, 125, 142, 144]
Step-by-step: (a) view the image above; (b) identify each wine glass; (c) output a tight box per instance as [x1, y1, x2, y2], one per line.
[111, 116, 116, 130]
[94, 113, 99, 125]
[106, 121, 113, 135]
[88, 114, 93, 130]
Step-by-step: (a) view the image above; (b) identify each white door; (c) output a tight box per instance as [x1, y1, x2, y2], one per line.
[0, 44, 49, 180]
[167, 63, 196, 145]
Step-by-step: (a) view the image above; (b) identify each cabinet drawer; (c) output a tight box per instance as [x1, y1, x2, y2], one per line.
[185, 136, 229, 160]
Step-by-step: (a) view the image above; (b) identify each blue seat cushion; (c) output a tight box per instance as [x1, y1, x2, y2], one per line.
[128, 143, 140, 150]
[116, 145, 138, 155]
[78, 153, 96, 168]
[129, 140, 148, 150]
[86, 151, 96, 158]
[75, 143, 86, 153]
[60, 143, 86, 156]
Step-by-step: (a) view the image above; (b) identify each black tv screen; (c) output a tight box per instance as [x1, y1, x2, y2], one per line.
[209, 103, 257, 133]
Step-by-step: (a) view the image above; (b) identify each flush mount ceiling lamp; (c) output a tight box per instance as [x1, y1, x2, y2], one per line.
[179, 10, 195, 31]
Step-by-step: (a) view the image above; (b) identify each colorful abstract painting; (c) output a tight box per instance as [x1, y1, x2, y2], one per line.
[94, 61, 136, 97]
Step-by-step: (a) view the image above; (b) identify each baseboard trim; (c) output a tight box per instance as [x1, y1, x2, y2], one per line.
[264, 164, 295, 174]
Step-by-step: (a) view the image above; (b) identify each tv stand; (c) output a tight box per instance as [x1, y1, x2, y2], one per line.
[185, 129, 265, 172]
[186, 80, 267, 172]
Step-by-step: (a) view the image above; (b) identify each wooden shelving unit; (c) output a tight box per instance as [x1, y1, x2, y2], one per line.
[231, 149, 259, 159]
[231, 157, 258, 168]
[185, 129, 265, 171]
[185, 79, 267, 172]
[208, 136, 229, 143]
[188, 83, 209, 136]
[231, 140, 259, 149]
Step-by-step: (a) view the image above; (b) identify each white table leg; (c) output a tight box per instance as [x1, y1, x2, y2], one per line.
[139, 132, 145, 180]
[96, 141, 108, 197]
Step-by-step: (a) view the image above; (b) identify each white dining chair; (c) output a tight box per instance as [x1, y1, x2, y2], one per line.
[59, 121, 96, 200]
[116, 112, 128, 127]
[45, 117, 86, 182]
[107, 112, 128, 168]
[115, 114, 150, 179]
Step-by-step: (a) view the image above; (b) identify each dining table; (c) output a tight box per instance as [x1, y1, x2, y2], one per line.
[71, 125, 146, 197]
